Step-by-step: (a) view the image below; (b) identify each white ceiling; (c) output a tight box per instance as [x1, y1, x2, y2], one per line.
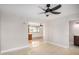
[0, 4, 79, 22]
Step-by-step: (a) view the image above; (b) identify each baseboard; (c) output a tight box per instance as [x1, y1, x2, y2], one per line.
[1, 45, 29, 54]
[44, 40, 69, 48]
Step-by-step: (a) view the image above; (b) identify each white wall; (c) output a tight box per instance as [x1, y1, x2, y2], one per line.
[73, 22, 79, 36]
[69, 21, 74, 46]
[45, 18, 69, 48]
[1, 12, 28, 53]
[0, 14, 1, 53]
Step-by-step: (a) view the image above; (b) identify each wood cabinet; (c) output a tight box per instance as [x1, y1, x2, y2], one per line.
[74, 36, 79, 46]
[28, 34, 32, 40]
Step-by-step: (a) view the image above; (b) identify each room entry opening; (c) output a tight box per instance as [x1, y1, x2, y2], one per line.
[28, 22, 43, 47]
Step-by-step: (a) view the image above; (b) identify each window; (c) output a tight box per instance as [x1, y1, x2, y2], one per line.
[29, 26, 40, 33]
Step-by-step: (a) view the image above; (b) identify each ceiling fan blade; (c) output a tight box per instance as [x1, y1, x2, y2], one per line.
[39, 6, 46, 11]
[52, 4, 61, 11]
[51, 12, 61, 14]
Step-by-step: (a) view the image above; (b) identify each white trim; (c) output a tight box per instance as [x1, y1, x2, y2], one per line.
[44, 40, 69, 48]
[1, 45, 29, 54]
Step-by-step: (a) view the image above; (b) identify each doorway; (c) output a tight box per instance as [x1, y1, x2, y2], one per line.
[28, 22, 43, 47]
[69, 20, 79, 48]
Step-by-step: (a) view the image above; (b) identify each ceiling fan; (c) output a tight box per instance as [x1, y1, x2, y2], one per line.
[39, 4, 62, 17]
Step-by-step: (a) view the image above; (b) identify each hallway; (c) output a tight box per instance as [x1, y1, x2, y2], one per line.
[2, 38, 79, 55]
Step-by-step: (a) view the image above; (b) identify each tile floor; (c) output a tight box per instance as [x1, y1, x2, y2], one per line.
[1, 38, 79, 55]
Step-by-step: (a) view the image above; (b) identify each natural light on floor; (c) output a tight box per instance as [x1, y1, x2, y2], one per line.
[32, 41, 40, 47]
